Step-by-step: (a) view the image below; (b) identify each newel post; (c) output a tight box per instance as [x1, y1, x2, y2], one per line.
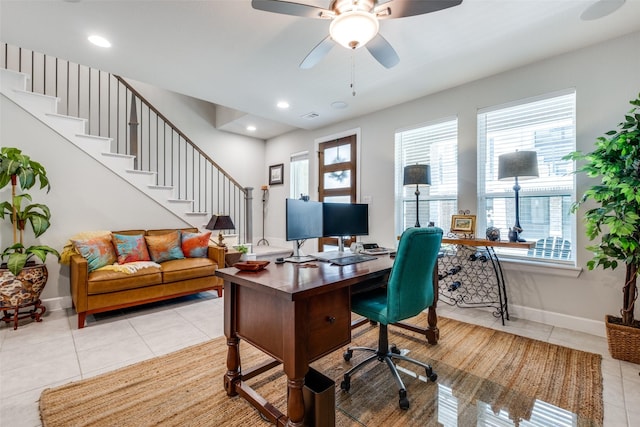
[245, 187, 253, 245]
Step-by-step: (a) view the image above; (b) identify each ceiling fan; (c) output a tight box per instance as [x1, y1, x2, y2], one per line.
[251, 0, 463, 69]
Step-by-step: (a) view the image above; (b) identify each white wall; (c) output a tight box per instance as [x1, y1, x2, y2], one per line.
[0, 82, 266, 310]
[264, 31, 640, 335]
[2, 32, 638, 334]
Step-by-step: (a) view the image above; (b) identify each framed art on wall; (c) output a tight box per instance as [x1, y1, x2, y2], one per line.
[269, 163, 284, 185]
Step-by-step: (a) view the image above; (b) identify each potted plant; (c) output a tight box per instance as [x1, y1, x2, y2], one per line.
[0, 147, 60, 329]
[564, 93, 640, 363]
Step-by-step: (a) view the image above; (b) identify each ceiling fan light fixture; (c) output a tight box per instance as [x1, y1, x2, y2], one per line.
[329, 10, 379, 49]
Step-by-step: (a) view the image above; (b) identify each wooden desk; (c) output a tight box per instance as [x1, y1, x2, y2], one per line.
[439, 237, 535, 324]
[216, 256, 438, 426]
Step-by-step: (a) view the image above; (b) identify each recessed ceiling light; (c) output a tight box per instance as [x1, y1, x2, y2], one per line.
[246, 125, 256, 132]
[331, 101, 348, 109]
[580, 0, 625, 21]
[277, 101, 290, 109]
[88, 35, 111, 48]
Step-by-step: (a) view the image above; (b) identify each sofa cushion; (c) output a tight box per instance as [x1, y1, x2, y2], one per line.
[112, 233, 151, 264]
[73, 235, 117, 272]
[181, 231, 212, 258]
[87, 266, 162, 294]
[160, 257, 217, 283]
[145, 231, 185, 263]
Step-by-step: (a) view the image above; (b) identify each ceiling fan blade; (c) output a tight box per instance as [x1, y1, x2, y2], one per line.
[376, 0, 463, 19]
[366, 33, 399, 69]
[300, 36, 335, 69]
[251, 0, 327, 18]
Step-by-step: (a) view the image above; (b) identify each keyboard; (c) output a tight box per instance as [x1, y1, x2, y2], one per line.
[330, 254, 377, 266]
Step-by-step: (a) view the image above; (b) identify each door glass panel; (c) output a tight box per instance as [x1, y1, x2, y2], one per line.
[323, 145, 351, 165]
[323, 171, 351, 189]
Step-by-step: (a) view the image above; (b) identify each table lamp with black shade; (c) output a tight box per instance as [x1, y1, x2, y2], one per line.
[498, 151, 539, 242]
[206, 214, 235, 249]
[403, 164, 431, 228]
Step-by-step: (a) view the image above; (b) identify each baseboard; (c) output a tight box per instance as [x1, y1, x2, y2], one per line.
[43, 296, 73, 312]
[509, 304, 606, 338]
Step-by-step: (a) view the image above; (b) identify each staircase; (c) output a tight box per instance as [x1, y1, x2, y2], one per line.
[0, 44, 250, 240]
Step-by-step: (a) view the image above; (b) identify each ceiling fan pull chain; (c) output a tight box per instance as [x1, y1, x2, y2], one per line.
[351, 50, 356, 97]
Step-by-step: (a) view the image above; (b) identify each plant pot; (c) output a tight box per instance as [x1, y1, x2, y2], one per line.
[605, 314, 640, 364]
[0, 263, 48, 330]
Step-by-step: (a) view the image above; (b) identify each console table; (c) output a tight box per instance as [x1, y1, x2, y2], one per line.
[216, 255, 438, 426]
[438, 237, 535, 324]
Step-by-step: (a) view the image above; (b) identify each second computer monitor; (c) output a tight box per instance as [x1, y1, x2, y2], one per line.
[322, 202, 369, 245]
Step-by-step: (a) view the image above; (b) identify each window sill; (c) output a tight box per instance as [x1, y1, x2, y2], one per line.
[499, 257, 583, 278]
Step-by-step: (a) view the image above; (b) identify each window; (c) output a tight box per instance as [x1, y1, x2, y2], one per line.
[289, 151, 309, 199]
[395, 118, 458, 236]
[478, 90, 576, 261]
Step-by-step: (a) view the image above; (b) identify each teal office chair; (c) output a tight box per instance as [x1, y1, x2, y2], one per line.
[340, 227, 443, 410]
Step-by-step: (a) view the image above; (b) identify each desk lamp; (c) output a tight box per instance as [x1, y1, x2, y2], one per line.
[206, 214, 235, 249]
[403, 164, 431, 228]
[498, 151, 539, 242]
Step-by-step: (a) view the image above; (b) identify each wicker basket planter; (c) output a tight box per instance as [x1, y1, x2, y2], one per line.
[605, 315, 640, 364]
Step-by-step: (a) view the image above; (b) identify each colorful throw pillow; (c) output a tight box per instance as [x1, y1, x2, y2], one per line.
[112, 233, 151, 264]
[144, 231, 185, 263]
[181, 231, 212, 258]
[72, 235, 117, 272]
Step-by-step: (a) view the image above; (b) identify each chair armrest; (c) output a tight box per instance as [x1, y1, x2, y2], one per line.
[70, 254, 89, 311]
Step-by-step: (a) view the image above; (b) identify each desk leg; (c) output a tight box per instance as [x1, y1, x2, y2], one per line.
[284, 378, 305, 427]
[223, 281, 241, 396]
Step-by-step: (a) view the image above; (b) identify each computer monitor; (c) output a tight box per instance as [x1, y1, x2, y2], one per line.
[322, 202, 369, 252]
[285, 198, 323, 261]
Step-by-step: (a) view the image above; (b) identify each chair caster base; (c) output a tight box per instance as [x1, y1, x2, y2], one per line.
[399, 389, 409, 409]
[340, 376, 351, 392]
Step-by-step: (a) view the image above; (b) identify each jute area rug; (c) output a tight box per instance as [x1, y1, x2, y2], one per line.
[40, 315, 603, 426]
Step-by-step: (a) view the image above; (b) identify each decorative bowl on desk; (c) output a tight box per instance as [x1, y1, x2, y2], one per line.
[233, 260, 270, 272]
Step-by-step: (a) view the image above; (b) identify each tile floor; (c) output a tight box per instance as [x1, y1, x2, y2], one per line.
[0, 293, 638, 426]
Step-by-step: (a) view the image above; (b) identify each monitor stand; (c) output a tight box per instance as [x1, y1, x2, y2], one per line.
[284, 240, 316, 263]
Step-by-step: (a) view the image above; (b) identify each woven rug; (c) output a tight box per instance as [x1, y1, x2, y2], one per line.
[39, 315, 603, 426]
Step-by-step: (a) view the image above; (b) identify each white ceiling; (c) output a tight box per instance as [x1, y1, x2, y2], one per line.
[1, 0, 639, 140]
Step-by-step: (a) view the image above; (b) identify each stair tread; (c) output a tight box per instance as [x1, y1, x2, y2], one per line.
[126, 169, 156, 175]
[45, 113, 86, 122]
[11, 88, 59, 101]
[102, 152, 134, 159]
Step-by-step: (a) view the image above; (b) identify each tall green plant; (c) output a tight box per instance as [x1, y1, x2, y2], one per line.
[0, 147, 59, 275]
[564, 93, 640, 326]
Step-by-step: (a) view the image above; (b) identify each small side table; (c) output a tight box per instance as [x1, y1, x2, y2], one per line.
[438, 237, 535, 325]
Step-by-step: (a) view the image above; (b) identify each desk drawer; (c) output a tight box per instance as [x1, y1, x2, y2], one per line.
[308, 287, 350, 360]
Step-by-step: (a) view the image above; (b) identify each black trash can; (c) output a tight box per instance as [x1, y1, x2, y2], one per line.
[303, 367, 335, 427]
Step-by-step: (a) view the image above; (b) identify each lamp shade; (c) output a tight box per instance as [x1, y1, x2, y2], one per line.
[329, 10, 379, 49]
[403, 164, 431, 186]
[205, 215, 235, 231]
[498, 151, 539, 180]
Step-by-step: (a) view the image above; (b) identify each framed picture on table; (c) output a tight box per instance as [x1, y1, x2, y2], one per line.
[450, 215, 476, 234]
[269, 163, 284, 185]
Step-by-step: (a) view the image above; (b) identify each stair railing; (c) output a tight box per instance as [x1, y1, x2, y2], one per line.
[1, 42, 250, 243]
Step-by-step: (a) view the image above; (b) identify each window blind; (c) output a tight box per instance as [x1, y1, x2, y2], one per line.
[395, 118, 458, 234]
[478, 91, 576, 261]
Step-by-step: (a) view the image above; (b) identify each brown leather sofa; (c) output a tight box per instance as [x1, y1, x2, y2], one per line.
[70, 228, 225, 329]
